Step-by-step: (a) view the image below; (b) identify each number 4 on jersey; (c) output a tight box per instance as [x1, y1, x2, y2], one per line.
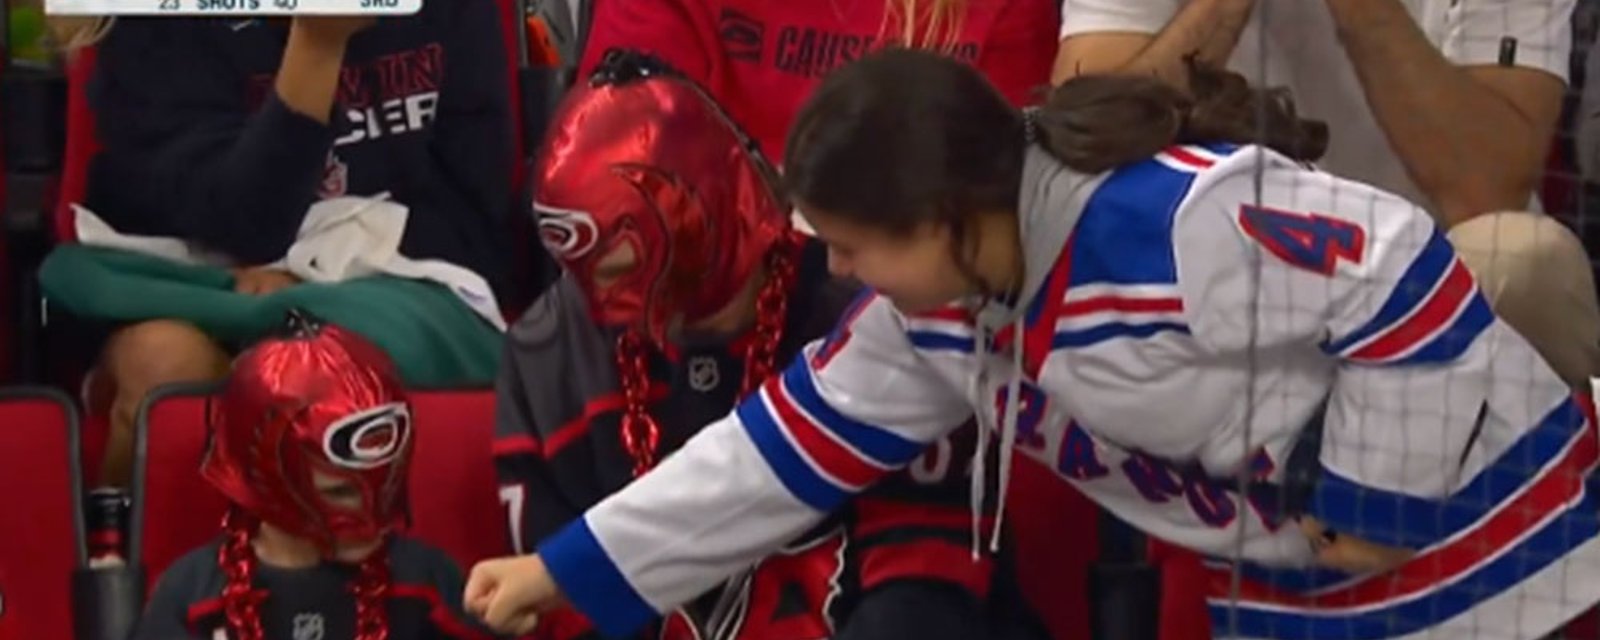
[1238, 204, 1366, 276]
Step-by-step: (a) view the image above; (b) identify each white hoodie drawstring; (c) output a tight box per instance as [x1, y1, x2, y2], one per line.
[968, 327, 993, 562]
[991, 314, 1026, 553]
[968, 314, 1028, 559]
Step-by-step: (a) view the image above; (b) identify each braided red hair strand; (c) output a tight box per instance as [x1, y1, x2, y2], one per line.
[219, 510, 267, 640]
[350, 539, 393, 640]
[615, 233, 803, 477]
[218, 510, 394, 640]
[616, 329, 662, 477]
[739, 233, 801, 397]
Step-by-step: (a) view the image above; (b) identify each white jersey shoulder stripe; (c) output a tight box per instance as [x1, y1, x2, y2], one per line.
[1323, 230, 1493, 366]
[763, 375, 891, 487]
[1155, 145, 1223, 173]
[735, 357, 924, 512]
[1055, 283, 1187, 333]
[903, 307, 977, 354]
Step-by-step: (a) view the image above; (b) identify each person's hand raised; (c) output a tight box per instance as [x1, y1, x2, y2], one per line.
[289, 15, 376, 46]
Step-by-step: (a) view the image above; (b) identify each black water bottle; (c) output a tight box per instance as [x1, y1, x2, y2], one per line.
[84, 487, 131, 568]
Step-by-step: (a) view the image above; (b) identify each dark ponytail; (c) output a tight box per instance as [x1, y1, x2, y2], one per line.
[1033, 56, 1328, 174]
[784, 49, 1327, 235]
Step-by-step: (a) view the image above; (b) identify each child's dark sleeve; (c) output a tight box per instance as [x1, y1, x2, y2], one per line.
[417, 547, 502, 640]
[131, 552, 212, 640]
[85, 18, 336, 265]
[492, 292, 589, 552]
[834, 582, 986, 640]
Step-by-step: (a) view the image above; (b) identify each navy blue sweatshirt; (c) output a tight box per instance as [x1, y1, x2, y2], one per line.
[83, 0, 514, 298]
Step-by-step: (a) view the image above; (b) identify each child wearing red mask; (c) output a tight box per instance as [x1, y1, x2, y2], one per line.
[133, 312, 491, 640]
[491, 50, 1047, 640]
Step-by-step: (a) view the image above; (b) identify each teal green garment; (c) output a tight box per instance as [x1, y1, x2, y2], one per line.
[39, 245, 502, 387]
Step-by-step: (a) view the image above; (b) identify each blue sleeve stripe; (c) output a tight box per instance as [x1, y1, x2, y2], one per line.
[1051, 321, 1190, 349]
[1311, 399, 1587, 548]
[1324, 231, 1455, 355]
[737, 392, 849, 512]
[906, 331, 975, 353]
[538, 518, 659, 639]
[779, 360, 924, 466]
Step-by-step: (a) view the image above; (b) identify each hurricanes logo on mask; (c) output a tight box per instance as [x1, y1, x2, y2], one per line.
[322, 403, 412, 470]
[535, 202, 600, 261]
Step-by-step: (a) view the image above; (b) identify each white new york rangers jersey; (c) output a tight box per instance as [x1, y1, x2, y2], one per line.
[535, 144, 1600, 640]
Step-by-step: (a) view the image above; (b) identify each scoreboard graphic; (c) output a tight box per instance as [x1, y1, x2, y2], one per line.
[43, 0, 419, 15]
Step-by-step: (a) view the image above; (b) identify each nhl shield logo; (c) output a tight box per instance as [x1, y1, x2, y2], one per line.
[292, 613, 325, 640]
[688, 356, 720, 393]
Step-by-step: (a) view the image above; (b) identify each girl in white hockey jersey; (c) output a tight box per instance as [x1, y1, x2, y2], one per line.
[465, 49, 1600, 640]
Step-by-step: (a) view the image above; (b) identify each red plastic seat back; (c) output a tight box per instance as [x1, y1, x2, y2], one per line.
[405, 389, 511, 569]
[131, 386, 227, 593]
[0, 388, 85, 639]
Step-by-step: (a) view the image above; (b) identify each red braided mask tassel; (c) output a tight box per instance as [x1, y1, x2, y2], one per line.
[350, 539, 393, 640]
[218, 508, 394, 640]
[616, 329, 662, 477]
[615, 234, 802, 477]
[739, 234, 801, 397]
[219, 510, 268, 640]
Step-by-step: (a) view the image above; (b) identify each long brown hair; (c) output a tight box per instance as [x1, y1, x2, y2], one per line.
[1032, 57, 1328, 174]
[783, 49, 1328, 236]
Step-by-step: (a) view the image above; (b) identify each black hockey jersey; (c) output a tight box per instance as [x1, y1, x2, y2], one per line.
[133, 535, 491, 640]
[493, 241, 1045, 640]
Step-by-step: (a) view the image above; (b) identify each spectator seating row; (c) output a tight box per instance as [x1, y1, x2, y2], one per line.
[40, 0, 578, 491]
[0, 385, 508, 640]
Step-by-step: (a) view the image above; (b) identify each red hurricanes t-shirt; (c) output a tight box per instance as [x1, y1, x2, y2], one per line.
[579, 0, 1060, 162]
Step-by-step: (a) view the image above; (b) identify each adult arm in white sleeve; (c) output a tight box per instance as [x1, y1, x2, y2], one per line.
[533, 294, 973, 638]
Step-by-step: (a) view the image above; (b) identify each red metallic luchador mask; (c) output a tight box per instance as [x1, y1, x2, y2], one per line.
[201, 311, 412, 553]
[532, 49, 788, 345]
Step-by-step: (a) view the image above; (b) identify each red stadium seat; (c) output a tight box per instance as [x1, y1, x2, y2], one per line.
[0, 388, 85, 640]
[132, 385, 509, 589]
[404, 389, 512, 569]
[129, 385, 227, 593]
[1007, 459, 1096, 640]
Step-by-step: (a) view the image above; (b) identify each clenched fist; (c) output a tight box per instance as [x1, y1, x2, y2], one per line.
[464, 555, 563, 635]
